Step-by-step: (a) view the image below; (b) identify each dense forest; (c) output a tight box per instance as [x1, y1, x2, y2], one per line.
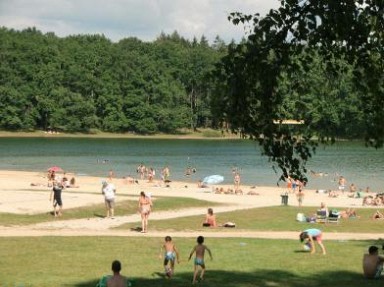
[0, 28, 227, 134]
[0, 12, 377, 139]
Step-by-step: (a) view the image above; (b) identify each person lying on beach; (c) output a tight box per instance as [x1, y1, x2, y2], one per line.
[247, 190, 259, 195]
[214, 187, 224, 194]
[332, 208, 358, 219]
[328, 190, 339, 198]
[371, 210, 384, 220]
[235, 188, 243, 195]
[30, 182, 46, 187]
[224, 188, 234, 194]
[123, 175, 138, 185]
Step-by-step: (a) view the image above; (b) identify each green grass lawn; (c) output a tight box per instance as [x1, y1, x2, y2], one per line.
[1, 236, 382, 287]
[2, 198, 384, 286]
[0, 196, 218, 226]
[120, 205, 384, 234]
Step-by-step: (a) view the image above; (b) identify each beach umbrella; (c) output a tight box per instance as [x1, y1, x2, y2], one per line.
[47, 166, 63, 172]
[202, 175, 224, 185]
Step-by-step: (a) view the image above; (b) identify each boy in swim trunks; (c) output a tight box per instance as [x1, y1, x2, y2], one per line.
[160, 236, 180, 278]
[299, 228, 326, 255]
[188, 236, 213, 284]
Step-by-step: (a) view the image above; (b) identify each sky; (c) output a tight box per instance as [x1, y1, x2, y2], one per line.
[0, 0, 280, 44]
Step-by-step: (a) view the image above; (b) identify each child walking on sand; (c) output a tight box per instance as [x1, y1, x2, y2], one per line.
[160, 236, 180, 278]
[188, 235, 213, 284]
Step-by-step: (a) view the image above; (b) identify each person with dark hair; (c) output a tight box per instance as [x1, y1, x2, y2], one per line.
[106, 260, 128, 287]
[363, 246, 384, 279]
[188, 236, 213, 284]
[299, 228, 326, 255]
[138, 191, 153, 233]
[160, 235, 180, 278]
[50, 180, 64, 217]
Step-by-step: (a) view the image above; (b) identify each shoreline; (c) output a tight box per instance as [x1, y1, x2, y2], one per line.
[1, 169, 382, 240]
[0, 169, 368, 216]
[0, 130, 242, 140]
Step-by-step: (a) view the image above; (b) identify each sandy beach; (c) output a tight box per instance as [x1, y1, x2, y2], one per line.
[0, 170, 381, 240]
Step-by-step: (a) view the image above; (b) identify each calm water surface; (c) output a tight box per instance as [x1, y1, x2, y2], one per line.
[0, 138, 383, 191]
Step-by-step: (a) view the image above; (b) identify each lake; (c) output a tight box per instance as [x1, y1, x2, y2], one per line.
[0, 137, 383, 191]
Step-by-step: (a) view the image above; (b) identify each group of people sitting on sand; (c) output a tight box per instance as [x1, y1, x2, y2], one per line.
[31, 171, 78, 188]
[362, 192, 384, 207]
[213, 187, 243, 195]
[211, 186, 259, 196]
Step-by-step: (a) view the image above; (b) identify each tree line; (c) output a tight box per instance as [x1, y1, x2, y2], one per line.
[0, 15, 379, 140]
[0, 28, 226, 134]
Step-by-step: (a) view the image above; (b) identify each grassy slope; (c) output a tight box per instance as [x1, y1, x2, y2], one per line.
[1, 199, 384, 286]
[0, 237, 379, 287]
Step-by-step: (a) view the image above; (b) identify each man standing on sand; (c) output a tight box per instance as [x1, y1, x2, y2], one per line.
[102, 180, 116, 218]
[50, 180, 64, 217]
[363, 246, 384, 279]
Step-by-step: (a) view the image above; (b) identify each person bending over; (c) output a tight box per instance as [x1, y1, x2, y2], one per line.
[299, 228, 326, 255]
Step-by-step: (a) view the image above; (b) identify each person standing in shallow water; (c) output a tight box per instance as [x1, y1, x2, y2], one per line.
[338, 176, 346, 194]
[234, 172, 241, 191]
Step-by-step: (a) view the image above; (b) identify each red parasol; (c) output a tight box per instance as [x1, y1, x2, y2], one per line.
[47, 166, 63, 172]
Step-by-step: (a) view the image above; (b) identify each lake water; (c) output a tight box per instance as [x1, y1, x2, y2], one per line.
[0, 137, 383, 191]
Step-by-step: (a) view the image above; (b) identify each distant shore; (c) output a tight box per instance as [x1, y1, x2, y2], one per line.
[0, 129, 243, 140]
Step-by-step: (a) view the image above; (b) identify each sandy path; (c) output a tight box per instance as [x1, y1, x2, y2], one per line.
[0, 170, 381, 240]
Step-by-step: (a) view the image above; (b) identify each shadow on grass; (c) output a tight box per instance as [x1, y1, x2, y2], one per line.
[130, 226, 143, 232]
[73, 269, 378, 287]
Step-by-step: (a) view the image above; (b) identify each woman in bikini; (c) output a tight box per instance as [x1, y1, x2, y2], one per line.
[138, 191, 153, 233]
[203, 208, 217, 227]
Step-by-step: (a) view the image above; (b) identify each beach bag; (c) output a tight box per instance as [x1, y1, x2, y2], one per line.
[296, 213, 306, 222]
[223, 222, 236, 228]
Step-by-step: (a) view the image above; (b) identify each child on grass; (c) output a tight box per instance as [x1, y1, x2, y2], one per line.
[188, 235, 213, 284]
[160, 235, 180, 278]
[299, 228, 327, 255]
